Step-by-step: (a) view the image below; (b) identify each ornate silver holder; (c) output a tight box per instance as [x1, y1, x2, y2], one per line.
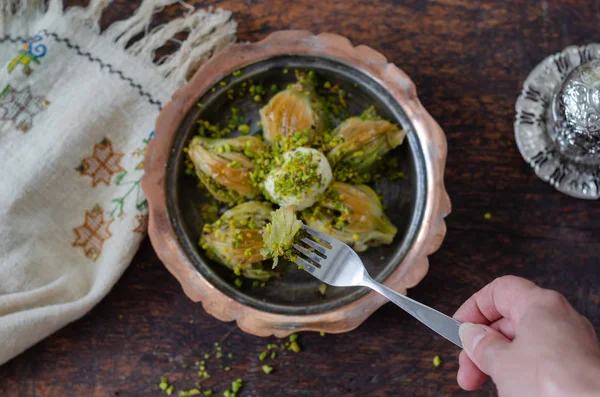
[515, 44, 600, 199]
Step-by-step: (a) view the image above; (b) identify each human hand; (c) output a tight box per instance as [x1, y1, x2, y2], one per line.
[454, 275, 600, 397]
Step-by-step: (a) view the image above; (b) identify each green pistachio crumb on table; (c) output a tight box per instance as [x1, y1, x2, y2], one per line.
[289, 341, 301, 353]
[179, 389, 201, 397]
[203, 391, 213, 396]
[234, 278, 242, 288]
[232, 70, 242, 77]
[259, 351, 268, 361]
[159, 377, 170, 391]
[289, 334, 298, 342]
[484, 212, 492, 220]
[320, 331, 326, 337]
[262, 365, 274, 374]
[433, 355, 442, 367]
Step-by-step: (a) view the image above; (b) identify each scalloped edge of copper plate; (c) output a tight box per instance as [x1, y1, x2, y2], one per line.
[142, 30, 451, 337]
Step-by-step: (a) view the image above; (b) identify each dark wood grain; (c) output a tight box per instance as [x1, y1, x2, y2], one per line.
[2, 1, 600, 396]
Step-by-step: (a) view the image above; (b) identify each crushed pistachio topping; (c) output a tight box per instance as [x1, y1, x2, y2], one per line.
[433, 355, 442, 368]
[262, 365, 274, 374]
[273, 151, 321, 197]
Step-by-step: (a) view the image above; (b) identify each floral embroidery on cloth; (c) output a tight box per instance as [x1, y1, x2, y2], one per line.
[132, 214, 149, 234]
[107, 131, 154, 219]
[72, 204, 113, 260]
[7, 34, 47, 75]
[0, 84, 49, 132]
[77, 138, 124, 187]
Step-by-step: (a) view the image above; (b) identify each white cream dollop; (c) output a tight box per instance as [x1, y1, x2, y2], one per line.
[263, 147, 332, 210]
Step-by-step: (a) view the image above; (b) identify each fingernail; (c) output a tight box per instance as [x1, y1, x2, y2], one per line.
[459, 323, 487, 352]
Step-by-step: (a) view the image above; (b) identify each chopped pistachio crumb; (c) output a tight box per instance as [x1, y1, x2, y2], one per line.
[259, 351, 268, 361]
[232, 378, 243, 393]
[179, 389, 201, 397]
[433, 355, 442, 368]
[214, 342, 219, 347]
[219, 81, 227, 87]
[320, 331, 326, 337]
[318, 283, 327, 295]
[484, 212, 492, 220]
[260, 282, 266, 288]
[352, 234, 360, 241]
[270, 84, 278, 92]
[225, 366, 231, 371]
[234, 278, 243, 288]
[159, 377, 170, 391]
[289, 341, 301, 353]
[270, 352, 276, 359]
[228, 353, 234, 359]
[203, 391, 213, 396]
[216, 352, 223, 359]
[232, 70, 242, 77]
[262, 365, 274, 374]
[289, 334, 298, 342]
[283, 68, 289, 74]
[204, 353, 210, 359]
[166, 385, 175, 396]
[238, 124, 250, 134]
[197, 103, 204, 108]
[253, 94, 262, 102]
[252, 281, 260, 288]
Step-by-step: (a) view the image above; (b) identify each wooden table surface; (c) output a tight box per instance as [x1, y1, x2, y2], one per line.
[3, 1, 600, 396]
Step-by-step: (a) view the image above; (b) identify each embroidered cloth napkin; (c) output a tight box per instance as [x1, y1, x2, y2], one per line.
[0, 0, 236, 365]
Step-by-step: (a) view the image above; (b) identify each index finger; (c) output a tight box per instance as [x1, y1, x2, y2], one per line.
[453, 275, 538, 325]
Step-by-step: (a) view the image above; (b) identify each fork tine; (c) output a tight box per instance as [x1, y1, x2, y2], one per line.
[293, 243, 325, 265]
[301, 225, 334, 246]
[300, 237, 328, 255]
[294, 256, 320, 275]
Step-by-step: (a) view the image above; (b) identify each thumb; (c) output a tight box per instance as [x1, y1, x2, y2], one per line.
[459, 322, 511, 376]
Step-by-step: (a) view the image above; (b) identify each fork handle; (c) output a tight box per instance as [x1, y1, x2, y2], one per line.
[361, 275, 463, 348]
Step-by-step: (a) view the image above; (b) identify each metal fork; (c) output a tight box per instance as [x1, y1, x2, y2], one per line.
[293, 225, 463, 347]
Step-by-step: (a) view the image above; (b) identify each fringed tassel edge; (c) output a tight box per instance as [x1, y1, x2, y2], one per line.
[0, 0, 237, 87]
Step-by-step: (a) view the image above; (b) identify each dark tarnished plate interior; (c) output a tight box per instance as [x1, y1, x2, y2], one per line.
[166, 55, 427, 315]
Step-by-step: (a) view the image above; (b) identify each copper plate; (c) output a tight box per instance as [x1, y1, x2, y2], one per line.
[142, 30, 450, 336]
